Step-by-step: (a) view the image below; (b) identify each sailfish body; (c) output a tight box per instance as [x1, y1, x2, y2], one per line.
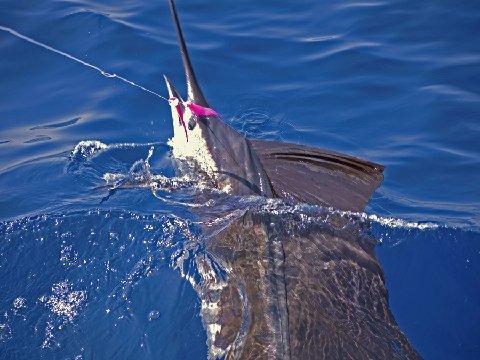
[163, 1, 419, 359]
[164, 0, 383, 211]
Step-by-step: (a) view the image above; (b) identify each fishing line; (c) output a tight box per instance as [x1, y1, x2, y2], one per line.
[0, 25, 169, 102]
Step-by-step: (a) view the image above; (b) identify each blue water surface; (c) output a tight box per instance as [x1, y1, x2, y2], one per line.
[0, 0, 479, 359]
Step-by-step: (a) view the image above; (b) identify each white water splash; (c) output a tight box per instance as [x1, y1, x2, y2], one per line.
[69, 140, 162, 162]
[328, 206, 439, 230]
[71, 140, 108, 158]
[12, 297, 26, 310]
[102, 172, 125, 184]
[359, 213, 438, 230]
[39, 281, 86, 322]
[262, 199, 439, 230]
[97, 144, 212, 199]
[0, 312, 12, 341]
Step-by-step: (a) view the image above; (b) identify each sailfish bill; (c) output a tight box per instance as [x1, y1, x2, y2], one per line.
[168, 0, 209, 106]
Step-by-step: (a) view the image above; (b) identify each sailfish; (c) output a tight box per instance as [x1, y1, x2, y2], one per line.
[163, 0, 419, 359]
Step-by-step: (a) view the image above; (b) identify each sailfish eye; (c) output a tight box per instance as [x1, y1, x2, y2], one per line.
[188, 117, 197, 130]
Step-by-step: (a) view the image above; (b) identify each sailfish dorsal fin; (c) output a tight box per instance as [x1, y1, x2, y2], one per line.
[250, 139, 384, 212]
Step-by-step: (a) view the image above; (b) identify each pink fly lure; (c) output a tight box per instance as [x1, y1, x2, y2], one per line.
[169, 97, 219, 142]
[186, 102, 219, 117]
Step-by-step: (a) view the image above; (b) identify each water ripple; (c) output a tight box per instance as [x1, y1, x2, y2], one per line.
[420, 84, 480, 103]
[302, 41, 381, 62]
[30, 116, 80, 130]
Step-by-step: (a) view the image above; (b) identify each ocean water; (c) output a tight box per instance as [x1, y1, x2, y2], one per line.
[0, 0, 479, 359]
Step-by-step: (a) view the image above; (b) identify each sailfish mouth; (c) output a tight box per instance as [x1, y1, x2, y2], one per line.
[164, 75, 190, 140]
